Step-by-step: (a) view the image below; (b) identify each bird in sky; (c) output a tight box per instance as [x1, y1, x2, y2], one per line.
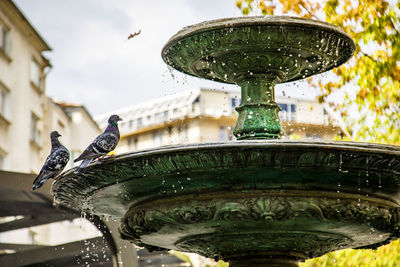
[128, 29, 141, 40]
[32, 131, 70, 190]
[74, 114, 122, 174]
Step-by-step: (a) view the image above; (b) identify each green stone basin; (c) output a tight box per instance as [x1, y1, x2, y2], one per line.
[52, 16, 399, 266]
[162, 16, 354, 84]
[53, 140, 400, 265]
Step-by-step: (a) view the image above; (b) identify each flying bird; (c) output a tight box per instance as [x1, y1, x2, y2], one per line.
[128, 29, 141, 40]
[32, 131, 70, 190]
[74, 114, 122, 174]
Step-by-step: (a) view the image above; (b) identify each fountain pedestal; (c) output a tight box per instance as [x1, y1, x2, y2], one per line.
[52, 16, 400, 267]
[234, 76, 281, 139]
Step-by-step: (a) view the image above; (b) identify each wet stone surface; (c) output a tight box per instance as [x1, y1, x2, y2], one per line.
[53, 140, 400, 262]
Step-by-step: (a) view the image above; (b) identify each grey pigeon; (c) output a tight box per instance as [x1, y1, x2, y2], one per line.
[74, 114, 122, 174]
[32, 131, 70, 190]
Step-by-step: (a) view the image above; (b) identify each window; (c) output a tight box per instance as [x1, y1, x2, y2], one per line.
[30, 113, 41, 146]
[279, 103, 288, 112]
[30, 60, 42, 90]
[290, 104, 296, 121]
[128, 137, 138, 151]
[137, 118, 142, 128]
[231, 97, 240, 108]
[0, 81, 10, 120]
[0, 22, 11, 57]
[128, 119, 134, 129]
[219, 126, 228, 141]
[184, 125, 188, 141]
[278, 103, 296, 122]
[152, 131, 163, 146]
[0, 153, 4, 169]
[155, 112, 162, 122]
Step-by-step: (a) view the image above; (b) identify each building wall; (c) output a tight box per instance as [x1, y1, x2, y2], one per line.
[43, 100, 101, 168]
[0, 1, 102, 248]
[0, 2, 101, 173]
[0, 1, 50, 173]
[65, 107, 102, 166]
[99, 88, 340, 156]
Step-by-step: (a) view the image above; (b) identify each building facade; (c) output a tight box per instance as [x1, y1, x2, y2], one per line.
[96, 88, 344, 155]
[0, 0, 101, 174]
[0, 0, 51, 172]
[0, 0, 102, 251]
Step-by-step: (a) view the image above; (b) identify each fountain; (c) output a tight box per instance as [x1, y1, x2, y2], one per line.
[53, 17, 400, 266]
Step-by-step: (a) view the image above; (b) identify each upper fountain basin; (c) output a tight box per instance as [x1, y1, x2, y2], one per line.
[162, 16, 355, 84]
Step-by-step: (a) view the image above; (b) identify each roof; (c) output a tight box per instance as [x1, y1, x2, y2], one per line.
[1, 0, 51, 52]
[53, 99, 101, 131]
[95, 88, 204, 128]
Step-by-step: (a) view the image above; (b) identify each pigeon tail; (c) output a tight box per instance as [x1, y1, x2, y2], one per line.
[74, 158, 92, 174]
[32, 179, 47, 190]
[32, 171, 53, 190]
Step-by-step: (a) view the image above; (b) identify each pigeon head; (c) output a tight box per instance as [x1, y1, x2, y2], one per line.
[50, 131, 62, 139]
[108, 114, 123, 125]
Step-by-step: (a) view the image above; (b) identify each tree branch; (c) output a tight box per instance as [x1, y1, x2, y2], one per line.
[389, 18, 400, 36]
[299, 3, 321, 20]
[361, 51, 377, 63]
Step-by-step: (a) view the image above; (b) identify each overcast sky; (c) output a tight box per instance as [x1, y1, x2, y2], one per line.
[14, 0, 314, 116]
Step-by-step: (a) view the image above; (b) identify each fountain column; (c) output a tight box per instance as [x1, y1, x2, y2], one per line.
[234, 75, 281, 139]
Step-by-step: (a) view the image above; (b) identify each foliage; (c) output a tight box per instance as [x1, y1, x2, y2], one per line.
[172, 251, 229, 267]
[302, 239, 400, 267]
[235, 0, 400, 145]
[234, 0, 400, 265]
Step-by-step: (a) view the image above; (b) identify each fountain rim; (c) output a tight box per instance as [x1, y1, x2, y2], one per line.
[161, 15, 355, 65]
[56, 140, 400, 180]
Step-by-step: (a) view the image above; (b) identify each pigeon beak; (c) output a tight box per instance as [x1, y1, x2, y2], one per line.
[118, 117, 123, 121]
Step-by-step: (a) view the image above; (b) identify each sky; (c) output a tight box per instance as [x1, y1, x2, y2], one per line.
[14, 0, 314, 116]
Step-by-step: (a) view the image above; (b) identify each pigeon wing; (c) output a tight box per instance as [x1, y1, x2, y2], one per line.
[92, 132, 119, 153]
[74, 144, 98, 162]
[42, 148, 70, 172]
[74, 132, 118, 162]
[32, 148, 69, 190]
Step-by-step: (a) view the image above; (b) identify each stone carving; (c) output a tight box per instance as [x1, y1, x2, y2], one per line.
[120, 194, 400, 258]
[53, 141, 400, 215]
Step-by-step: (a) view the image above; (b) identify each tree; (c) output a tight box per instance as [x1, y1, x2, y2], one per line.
[236, 0, 400, 145]
[234, 1, 400, 266]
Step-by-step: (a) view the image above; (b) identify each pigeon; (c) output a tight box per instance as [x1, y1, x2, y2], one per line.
[74, 114, 122, 174]
[32, 131, 70, 190]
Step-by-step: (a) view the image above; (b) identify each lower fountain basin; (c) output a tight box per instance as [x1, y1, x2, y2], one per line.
[52, 140, 400, 264]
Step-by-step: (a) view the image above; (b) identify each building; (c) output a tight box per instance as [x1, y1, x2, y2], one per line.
[0, 0, 52, 172]
[46, 100, 102, 168]
[0, 1, 113, 264]
[96, 88, 344, 154]
[0, 0, 101, 174]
